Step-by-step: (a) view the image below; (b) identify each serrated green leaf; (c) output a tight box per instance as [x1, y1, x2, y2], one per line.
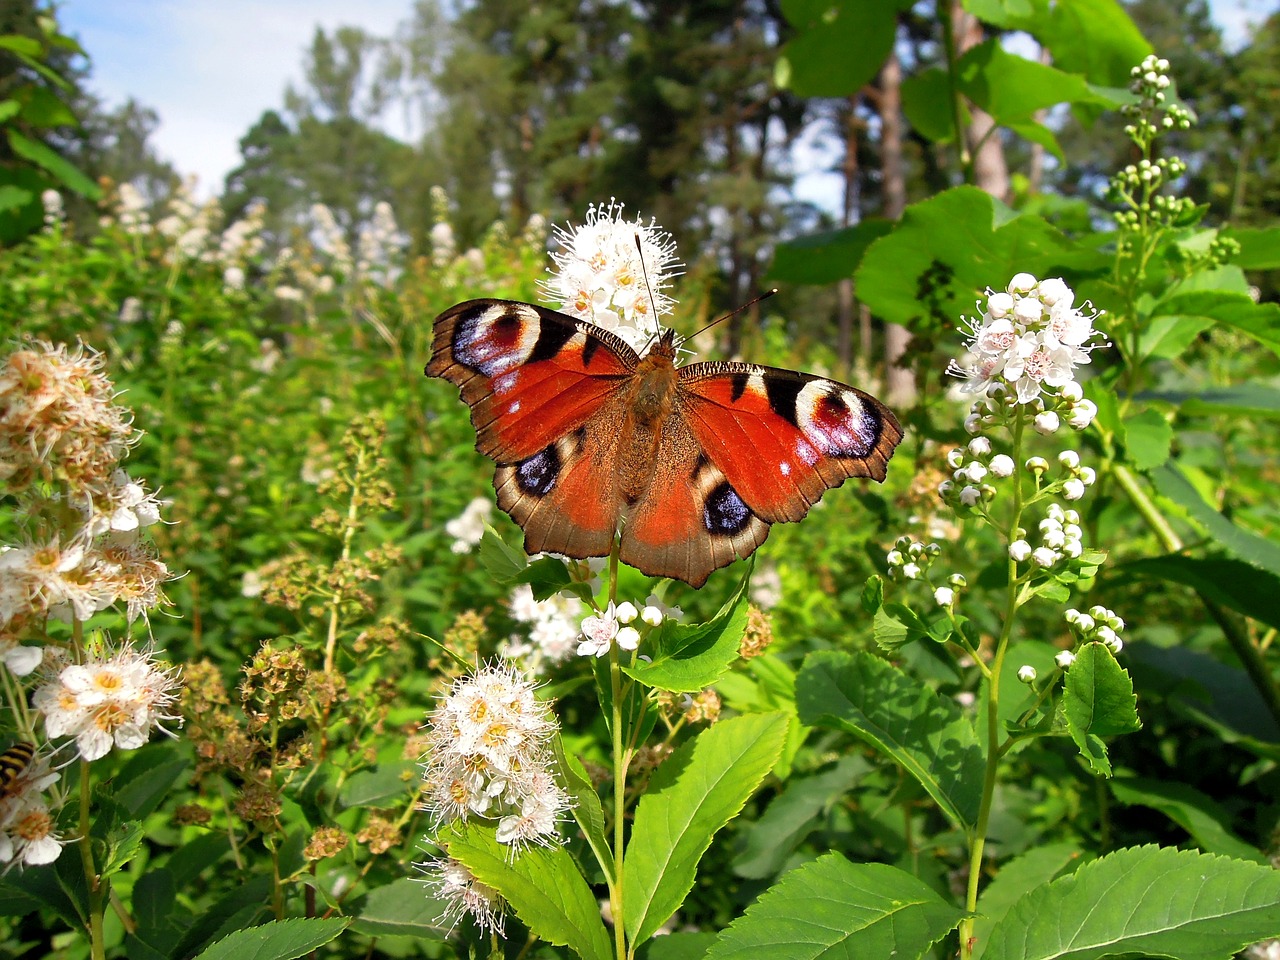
[1122, 408, 1172, 470]
[350, 877, 450, 939]
[1151, 463, 1280, 577]
[190, 917, 350, 960]
[1120, 555, 1280, 633]
[707, 853, 966, 960]
[796, 650, 983, 828]
[965, 0, 1049, 30]
[769, 220, 894, 285]
[873, 603, 930, 652]
[983, 845, 1280, 960]
[861, 575, 884, 615]
[1043, 0, 1150, 88]
[957, 40, 1110, 125]
[478, 528, 526, 581]
[856, 187, 1107, 331]
[553, 737, 613, 881]
[446, 822, 611, 960]
[625, 712, 788, 945]
[1149, 290, 1280, 359]
[971, 843, 1089, 959]
[1109, 777, 1265, 862]
[99, 821, 145, 880]
[519, 556, 579, 601]
[1062, 643, 1140, 777]
[624, 571, 749, 692]
[641, 931, 718, 960]
[732, 755, 868, 879]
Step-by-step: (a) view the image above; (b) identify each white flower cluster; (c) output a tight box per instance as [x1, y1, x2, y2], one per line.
[0, 748, 65, 867]
[309, 203, 353, 274]
[542, 199, 682, 354]
[421, 856, 505, 935]
[0, 343, 173, 639]
[1009, 503, 1086, 569]
[950, 274, 1104, 405]
[885, 539, 968, 608]
[444, 497, 493, 555]
[421, 664, 569, 864]
[356, 200, 407, 286]
[1064, 605, 1126, 654]
[502, 584, 584, 671]
[32, 644, 181, 762]
[577, 600, 666, 658]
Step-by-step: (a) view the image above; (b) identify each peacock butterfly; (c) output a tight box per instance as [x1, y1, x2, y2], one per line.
[427, 299, 903, 587]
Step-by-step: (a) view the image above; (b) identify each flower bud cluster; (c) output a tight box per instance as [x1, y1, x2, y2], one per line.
[885, 536, 942, 582]
[1009, 504, 1086, 569]
[1122, 55, 1193, 140]
[577, 598, 668, 658]
[1065, 605, 1126, 653]
[421, 664, 569, 855]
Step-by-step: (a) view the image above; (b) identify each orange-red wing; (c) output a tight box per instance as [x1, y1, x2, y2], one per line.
[620, 413, 770, 588]
[494, 398, 627, 562]
[676, 362, 903, 524]
[427, 299, 637, 463]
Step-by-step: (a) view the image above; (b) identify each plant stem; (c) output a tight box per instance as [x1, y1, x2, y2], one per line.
[79, 759, 106, 960]
[604, 538, 629, 960]
[960, 416, 1025, 958]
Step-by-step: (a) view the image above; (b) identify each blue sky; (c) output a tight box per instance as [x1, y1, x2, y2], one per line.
[60, 0, 1277, 204]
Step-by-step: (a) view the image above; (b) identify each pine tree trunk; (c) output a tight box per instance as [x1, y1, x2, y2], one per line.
[879, 47, 915, 407]
[837, 94, 860, 379]
[952, 5, 1009, 201]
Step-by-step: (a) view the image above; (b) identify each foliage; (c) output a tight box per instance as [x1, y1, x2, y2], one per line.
[0, 0, 1277, 958]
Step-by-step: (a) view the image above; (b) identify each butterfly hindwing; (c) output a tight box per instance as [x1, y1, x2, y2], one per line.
[676, 362, 903, 524]
[428, 299, 638, 463]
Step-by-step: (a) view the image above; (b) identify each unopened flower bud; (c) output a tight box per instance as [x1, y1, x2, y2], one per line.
[1009, 540, 1032, 562]
[1025, 456, 1049, 474]
[934, 587, 954, 607]
[1058, 450, 1081, 469]
[616, 602, 639, 624]
[1063, 478, 1086, 501]
[989, 454, 1015, 477]
[1055, 650, 1075, 669]
[1017, 665, 1037, 683]
[1034, 411, 1060, 435]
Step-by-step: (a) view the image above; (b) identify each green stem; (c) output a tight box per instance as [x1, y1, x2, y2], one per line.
[605, 537, 629, 960]
[79, 760, 106, 960]
[959, 416, 1026, 958]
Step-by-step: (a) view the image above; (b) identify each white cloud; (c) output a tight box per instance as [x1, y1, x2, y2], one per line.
[62, 0, 411, 196]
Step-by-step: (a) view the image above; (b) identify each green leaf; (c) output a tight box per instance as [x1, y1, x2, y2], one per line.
[350, 877, 449, 939]
[1149, 290, 1280, 359]
[6, 129, 100, 198]
[1140, 384, 1280, 419]
[1062, 643, 1141, 777]
[732, 755, 868, 879]
[1109, 777, 1265, 863]
[983, 845, 1280, 960]
[706, 853, 966, 960]
[777, 2, 898, 97]
[796, 650, 984, 828]
[964, 0, 1049, 31]
[18, 86, 77, 127]
[856, 187, 1106, 331]
[1042, 0, 1151, 88]
[446, 823, 612, 960]
[957, 40, 1109, 125]
[553, 737, 614, 881]
[337, 762, 415, 808]
[1151, 463, 1280, 577]
[0, 184, 33, 213]
[100, 821, 145, 880]
[902, 68, 964, 143]
[0, 36, 42, 57]
[1121, 408, 1172, 470]
[861, 574, 884, 615]
[113, 745, 190, 819]
[1120, 555, 1280, 633]
[190, 917, 350, 960]
[519, 556, 587, 602]
[478, 528, 526, 581]
[641, 932, 718, 960]
[624, 712, 788, 945]
[1225, 226, 1280, 269]
[769, 220, 894, 285]
[872, 603, 930, 653]
[624, 571, 749, 692]
[0, 99, 19, 123]
[971, 843, 1089, 959]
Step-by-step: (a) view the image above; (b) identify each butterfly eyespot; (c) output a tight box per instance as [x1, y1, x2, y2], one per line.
[515, 445, 561, 496]
[453, 303, 540, 377]
[703, 482, 754, 536]
[796, 382, 877, 457]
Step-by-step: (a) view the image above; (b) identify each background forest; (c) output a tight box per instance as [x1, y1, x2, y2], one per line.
[1, 0, 1280, 959]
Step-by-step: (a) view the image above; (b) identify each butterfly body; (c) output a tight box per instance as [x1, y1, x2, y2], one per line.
[0, 741, 34, 799]
[428, 299, 902, 587]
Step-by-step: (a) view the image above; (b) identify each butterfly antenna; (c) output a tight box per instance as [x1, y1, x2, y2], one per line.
[634, 233, 663, 343]
[687, 288, 779, 343]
